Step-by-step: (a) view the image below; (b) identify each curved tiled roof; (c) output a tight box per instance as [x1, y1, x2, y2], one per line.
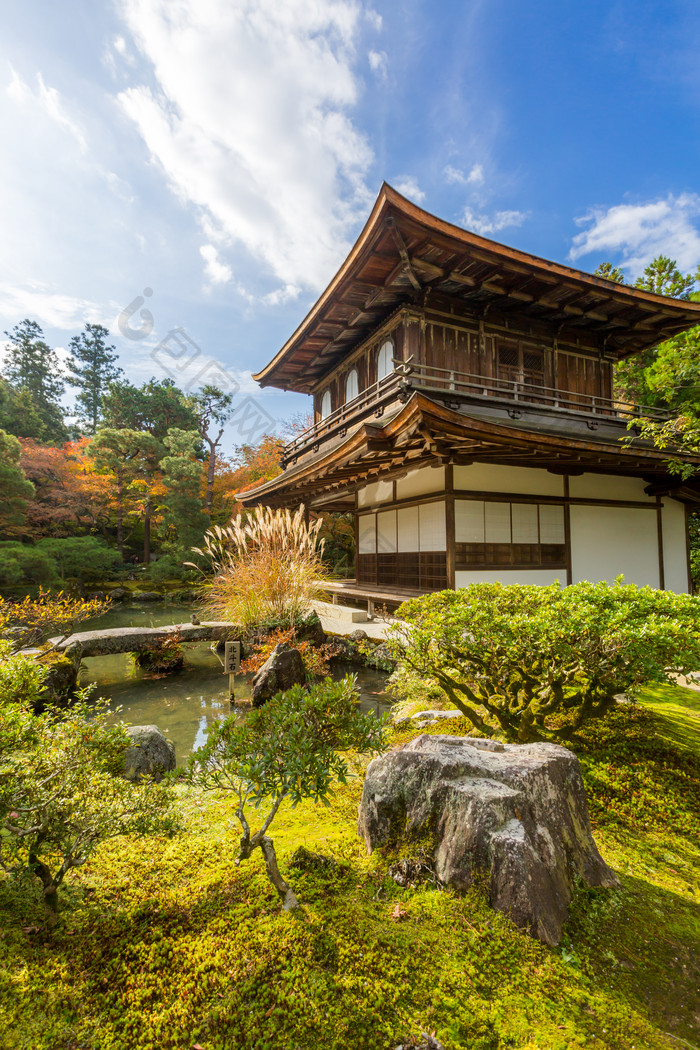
[254, 183, 700, 392]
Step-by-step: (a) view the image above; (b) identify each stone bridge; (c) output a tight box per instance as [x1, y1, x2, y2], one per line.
[32, 622, 236, 701]
[54, 621, 235, 659]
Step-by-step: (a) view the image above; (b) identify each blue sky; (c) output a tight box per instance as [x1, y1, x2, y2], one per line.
[1, 0, 699, 437]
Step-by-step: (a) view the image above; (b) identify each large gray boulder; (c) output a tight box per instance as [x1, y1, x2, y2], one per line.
[123, 725, 176, 782]
[358, 734, 619, 945]
[251, 642, 306, 706]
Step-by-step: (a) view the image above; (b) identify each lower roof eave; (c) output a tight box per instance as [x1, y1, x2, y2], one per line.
[238, 393, 700, 508]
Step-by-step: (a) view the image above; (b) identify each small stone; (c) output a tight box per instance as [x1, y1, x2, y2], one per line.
[108, 587, 129, 601]
[348, 629, 369, 643]
[132, 591, 162, 602]
[123, 725, 176, 782]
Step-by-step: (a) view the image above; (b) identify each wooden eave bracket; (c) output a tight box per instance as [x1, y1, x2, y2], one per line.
[386, 216, 422, 294]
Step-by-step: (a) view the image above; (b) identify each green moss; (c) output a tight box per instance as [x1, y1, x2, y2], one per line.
[0, 686, 699, 1048]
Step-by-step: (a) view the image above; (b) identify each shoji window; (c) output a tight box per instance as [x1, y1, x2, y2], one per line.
[345, 368, 359, 402]
[377, 340, 394, 382]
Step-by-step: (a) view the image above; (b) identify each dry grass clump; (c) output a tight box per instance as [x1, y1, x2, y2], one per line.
[192, 505, 330, 628]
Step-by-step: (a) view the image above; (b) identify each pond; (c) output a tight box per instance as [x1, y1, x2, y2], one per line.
[79, 603, 393, 761]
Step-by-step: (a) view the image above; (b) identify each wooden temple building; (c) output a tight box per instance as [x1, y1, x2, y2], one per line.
[241, 184, 700, 607]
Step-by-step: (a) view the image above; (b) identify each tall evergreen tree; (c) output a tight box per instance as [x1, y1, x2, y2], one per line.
[101, 378, 201, 562]
[67, 323, 123, 434]
[0, 428, 35, 537]
[159, 428, 208, 550]
[2, 320, 67, 443]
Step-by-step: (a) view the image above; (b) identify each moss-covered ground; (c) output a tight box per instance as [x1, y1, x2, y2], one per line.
[1, 687, 699, 1050]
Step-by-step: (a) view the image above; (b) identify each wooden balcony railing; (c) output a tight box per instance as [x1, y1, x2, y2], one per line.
[282, 363, 670, 464]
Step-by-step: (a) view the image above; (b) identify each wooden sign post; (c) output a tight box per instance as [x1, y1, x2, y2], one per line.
[224, 641, 241, 700]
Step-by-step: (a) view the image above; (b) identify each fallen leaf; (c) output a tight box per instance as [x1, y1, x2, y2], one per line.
[390, 903, 408, 922]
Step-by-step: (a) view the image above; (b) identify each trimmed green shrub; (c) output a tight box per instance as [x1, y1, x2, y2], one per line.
[35, 536, 121, 582]
[0, 542, 59, 587]
[389, 580, 700, 742]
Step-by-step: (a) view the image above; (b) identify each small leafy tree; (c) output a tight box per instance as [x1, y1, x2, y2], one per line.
[193, 504, 330, 629]
[389, 581, 700, 743]
[188, 676, 386, 910]
[0, 647, 178, 920]
[0, 589, 109, 653]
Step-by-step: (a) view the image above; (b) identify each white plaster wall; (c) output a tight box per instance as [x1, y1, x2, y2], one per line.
[570, 505, 659, 587]
[456, 569, 567, 587]
[453, 463, 563, 496]
[395, 465, 445, 500]
[357, 479, 393, 507]
[568, 473, 649, 500]
[662, 500, 690, 593]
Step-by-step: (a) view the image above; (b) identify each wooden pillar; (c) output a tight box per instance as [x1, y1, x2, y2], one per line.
[445, 463, 456, 589]
[353, 491, 359, 584]
[656, 496, 665, 591]
[685, 503, 693, 594]
[563, 476, 573, 586]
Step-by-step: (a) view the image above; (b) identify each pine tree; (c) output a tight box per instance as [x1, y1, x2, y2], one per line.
[67, 323, 123, 434]
[2, 320, 67, 443]
[159, 428, 208, 551]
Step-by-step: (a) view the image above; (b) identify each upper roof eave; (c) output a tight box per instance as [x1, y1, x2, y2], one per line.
[253, 183, 700, 390]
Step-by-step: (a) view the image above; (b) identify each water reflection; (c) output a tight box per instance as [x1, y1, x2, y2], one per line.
[78, 604, 392, 762]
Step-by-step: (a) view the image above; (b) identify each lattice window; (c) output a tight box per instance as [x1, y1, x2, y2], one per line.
[455, 499, 566, 569]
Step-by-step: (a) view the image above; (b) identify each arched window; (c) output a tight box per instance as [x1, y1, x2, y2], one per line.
[345, 368, 359, 403]
[377, 339, 394, 382]
[320, 389, 332, 419]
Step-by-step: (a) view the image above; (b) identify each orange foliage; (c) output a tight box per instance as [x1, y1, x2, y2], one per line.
[240, 627, 339, 680]
[210, 433, 285, 521]
[18, 439, 111, 538]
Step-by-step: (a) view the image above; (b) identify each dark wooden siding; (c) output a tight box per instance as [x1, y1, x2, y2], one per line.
[357, 552, 447, 590]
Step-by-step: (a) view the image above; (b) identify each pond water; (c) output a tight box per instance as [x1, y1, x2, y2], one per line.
[78, 604, 393, 761]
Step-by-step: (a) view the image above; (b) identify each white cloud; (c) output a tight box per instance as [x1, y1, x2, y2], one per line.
[116, 0, 377, 294]
[6, 68, 88, 152]
[0, 283, 109, 330]
[461, 207, 527, 236]
[569, 193, 700, 276]
[365, 9, 383, 31]
[467, 163, 484, 186]
[394, 175, 426, 203]
[444, 163, 484, 187]
[368, 49, 388, 78]
[199, 244, 232, 286]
